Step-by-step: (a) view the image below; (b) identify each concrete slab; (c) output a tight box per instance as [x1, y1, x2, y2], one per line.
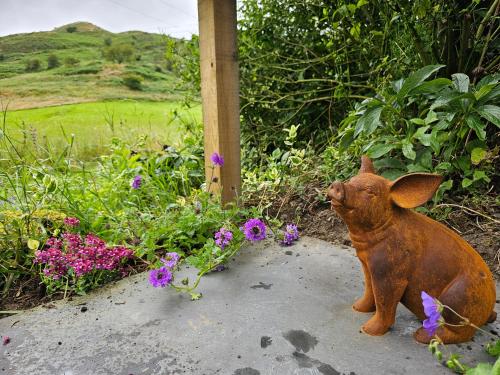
[1, 237, 498, 375]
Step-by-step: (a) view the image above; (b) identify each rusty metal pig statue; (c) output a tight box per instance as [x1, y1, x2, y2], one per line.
[327, 156, 496, 344]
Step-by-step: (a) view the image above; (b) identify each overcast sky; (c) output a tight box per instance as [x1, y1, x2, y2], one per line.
[0, 0, 199, 38]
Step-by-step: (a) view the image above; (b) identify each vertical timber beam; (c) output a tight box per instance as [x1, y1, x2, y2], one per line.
[198, 0, 241, 205]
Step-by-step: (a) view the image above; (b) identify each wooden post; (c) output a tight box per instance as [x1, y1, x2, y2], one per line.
[198, 0, 241, 205]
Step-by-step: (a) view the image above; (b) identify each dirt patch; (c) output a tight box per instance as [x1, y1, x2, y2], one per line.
[264, 181, 500, 278]
[0, 263, 148, 314]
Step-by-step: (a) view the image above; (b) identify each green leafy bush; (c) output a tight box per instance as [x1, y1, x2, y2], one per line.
[47, 54, 60, 69]
[103, 43, 134, 63]
[25, 58, 41, 72]
[66, 26, 77, 33]
[323, 66, 499, 200]
[122, 73, 143, 90]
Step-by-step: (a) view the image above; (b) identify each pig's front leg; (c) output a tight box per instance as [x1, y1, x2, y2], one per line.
[353, 258, 376, 312]
[361, 265, 408, 336]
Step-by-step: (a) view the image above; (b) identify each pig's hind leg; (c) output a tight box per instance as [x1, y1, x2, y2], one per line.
[414, 275, 485, 344]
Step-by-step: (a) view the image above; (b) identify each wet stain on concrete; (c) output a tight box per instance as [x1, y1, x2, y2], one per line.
[250, 282, 272, 290]
[283, 329, 318, 353]
[292, 352, 341, 375]
[234, 367, 260, 375]
[260, 336, 272, 348]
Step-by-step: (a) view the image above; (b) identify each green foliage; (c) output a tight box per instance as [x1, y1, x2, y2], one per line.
[25, 58, 41, 72]
[122, 73, 143, 90]
[0, 120, 206, 295]
[323, 67, 499, 199]
[47, 54, 60, 69]
[66, 26, 77, 33]
[103, 43, 134, 64]
[103, 37, 112, 46]
[233, 0, 499, 151]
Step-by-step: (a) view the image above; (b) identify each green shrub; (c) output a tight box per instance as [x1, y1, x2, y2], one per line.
[103, 37, 112, 46]
[323, 66, 500, 200]
[47, 54, 60, 69]
[103, 44, 134, 63]
[122, 73, 143, 90]
[25, 58, 41, 72]
[66, 26, 77, 33]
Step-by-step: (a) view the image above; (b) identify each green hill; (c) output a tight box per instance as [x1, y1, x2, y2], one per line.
[0, 22, 187, 109]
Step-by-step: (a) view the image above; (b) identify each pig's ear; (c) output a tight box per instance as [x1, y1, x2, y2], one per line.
[390, 173, 443, 208]
[358, 156, 376, 174]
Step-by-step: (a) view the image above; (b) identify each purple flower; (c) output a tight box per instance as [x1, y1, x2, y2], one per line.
[215, 228, 233, 249]
[149, 267, 173, 288]
[213, 264, 226, 272]
[161, 252, 180, 269]
[64, 217, 80, 227]
[241, 218, 266, 242]
[210, 152, 224, 167]
[281, 224, 299, 246]
[2, 336, 10, 346]
[421, 291, 443, 336]
[131, 175, 142, 189]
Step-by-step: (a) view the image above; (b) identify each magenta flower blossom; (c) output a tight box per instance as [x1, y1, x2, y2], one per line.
[421, 291, 443, 336]
[281, 224, 299, 246]
[35, 233, 133, 280]
[149, 267, 173, 288]
[2, 336, 10, 346]
[64, 217, 80, 227]
[210, 152, 224, 167]
[161, 252, 180, 269]
[131, 175, 142, 189]
[241, 218, 266, 242]
[215, 228, 233, 249]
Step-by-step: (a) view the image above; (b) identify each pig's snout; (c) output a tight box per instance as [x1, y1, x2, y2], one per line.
[328, 181, 345, 203]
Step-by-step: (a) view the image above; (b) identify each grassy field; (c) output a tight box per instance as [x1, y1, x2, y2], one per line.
[2, 100, 202, 159]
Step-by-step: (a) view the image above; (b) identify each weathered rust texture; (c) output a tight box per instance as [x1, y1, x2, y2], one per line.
[327, 156, 496, 344]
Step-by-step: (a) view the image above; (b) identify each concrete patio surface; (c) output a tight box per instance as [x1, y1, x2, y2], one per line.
[1, 236, 499, 375]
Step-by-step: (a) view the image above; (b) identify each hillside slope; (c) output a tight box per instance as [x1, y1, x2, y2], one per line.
[0, 22, 188, 109]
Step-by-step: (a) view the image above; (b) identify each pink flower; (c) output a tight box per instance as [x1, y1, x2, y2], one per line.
[64, 217, 80, 227]
[35, 233, 134, 280]
[2, 336, 10, 345]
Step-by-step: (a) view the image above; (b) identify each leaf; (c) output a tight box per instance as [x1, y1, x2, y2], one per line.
[354, 106, 383, 136]
[465, 362, 493, 375]
[473, 170, 490, 183]
[486, 341, 500, 357]
[462, 177, 473, 188]
[402, 139, 416, 160]
[413, 125, 430, 145]
[339, 129, 355, 151]
[471, 148, 487, 165]
[466, 114, 486, 141]
[27, 239, 40, 251]
[397, 65, 445, 102]
[476, 105, 500, 127]
[409, 78, 451, 95]
[190, 292, 202, 301]
[366, 143, 395, 158]
[373, 157, 405, 169]
[433, 179, 453, 203]
[451, 73, 470, 93]
[435, 162, 452, 171]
